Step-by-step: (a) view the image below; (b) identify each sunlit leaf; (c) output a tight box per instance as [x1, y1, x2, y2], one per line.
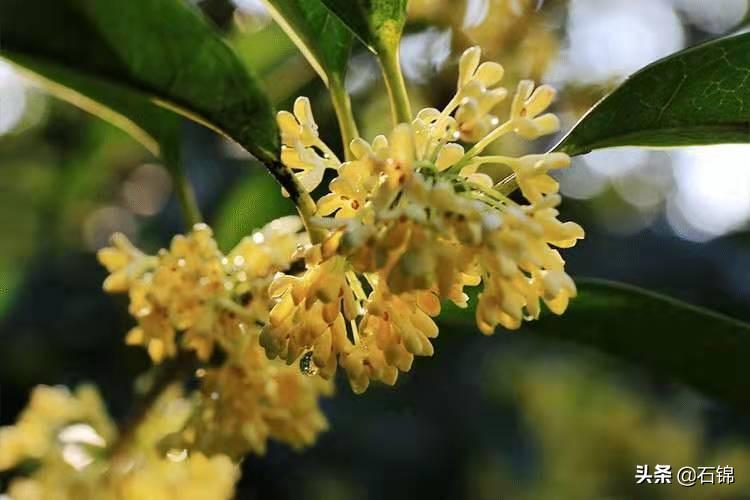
[556, 32, 750, 156]
[5, 53, 180, 159]
[262, 0, 353, 86]
[442, 279, 750, 413]
[319, 0, 407, 52]
[0, 0, 279, 163]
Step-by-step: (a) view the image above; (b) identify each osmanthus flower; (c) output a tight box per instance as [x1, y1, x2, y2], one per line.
[263, 46, 584, 392]
[0, 385, 115, 472]
[98, 224, 228, 363]
[96, 217, 332, 460]
[171, 326, 332, 459]
[0, 385, 239, 500]
[97, 218, 305, 364]
[277, 97, 342, 193]
[106, 386, 239, 500]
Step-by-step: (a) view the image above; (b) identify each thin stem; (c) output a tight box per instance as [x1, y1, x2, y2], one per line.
[109, 352, 196, 459]
[378, 45, 412, 125]
[173, 170, 203, 227]
[496, 173, 519, 196]
[329, 75, 359, 161]
[449, 120, 514, 174]
[470, 191, 504, 210]
[470, 155, 519, 167]
[265, 159, 327, 244]
[440, 94, 462, 119]
[468, 180, 519, 208]
[315, 140, 342, 166]
[165, 149, 203, 227]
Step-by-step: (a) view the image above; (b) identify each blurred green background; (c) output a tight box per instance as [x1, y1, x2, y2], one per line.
[3, 0, 750, 498]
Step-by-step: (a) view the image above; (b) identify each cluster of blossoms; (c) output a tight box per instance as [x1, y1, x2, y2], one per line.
[264, 46, 583, 393]
[0, 385, 238, 499]
[96, 217, 331, 458]
[1, 44, 583, 499]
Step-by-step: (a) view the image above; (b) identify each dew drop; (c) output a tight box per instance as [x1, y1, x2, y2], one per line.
[166, 448, 188, 462]
[299, 351, 318, 376]
[136, 306, 152, 317]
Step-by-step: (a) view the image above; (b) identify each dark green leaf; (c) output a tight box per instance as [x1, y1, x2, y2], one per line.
[738, 7, 750, 30]
[263, 0, 353, 85]
[442, 279, 750, 413]
[0, 0, 278, 162]
[319, 0, 407, 52]
[555, 32, 750, 156]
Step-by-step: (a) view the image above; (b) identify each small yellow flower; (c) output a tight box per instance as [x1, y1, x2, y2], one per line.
[260, 246, 359, 378]
[0, 385, 115, 472]
[175, 335, 332, 459]
[1, 384, 240, 500]
[277, 97, 341, 192]
[454, 45, 508, 142]
[342, 287, 440, 394]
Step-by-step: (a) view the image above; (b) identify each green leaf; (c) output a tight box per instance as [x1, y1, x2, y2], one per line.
[319, 0, 407, 52]
[213, 170, 295, 251]
[0, 0, 278, 163]
[555, 32, 750, 156]
[262, 0, 353, 85]
[5, 53, 181, 159]
[442, 279, 750, 413]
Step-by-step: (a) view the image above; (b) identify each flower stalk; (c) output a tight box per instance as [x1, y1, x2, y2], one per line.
[378, 44, 412, 125]
[329, 75, 359, 161]
[164, 149, 203, 227]
[110, 351, 197, 459]
[265, 159, 327, 244]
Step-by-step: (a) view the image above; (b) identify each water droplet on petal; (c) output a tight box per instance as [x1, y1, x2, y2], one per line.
[299, 351, 318, 376]
[166, 448, 188, 462]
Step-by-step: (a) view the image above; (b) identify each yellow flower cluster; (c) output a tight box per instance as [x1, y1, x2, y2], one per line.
[174, 338, 332, 459]
[265, 46, 583, 393]
[0, 385, 115, 472]
[0, 386, 238, 500]
[96, 217, 331, 458]
[98, 219, 297, 363]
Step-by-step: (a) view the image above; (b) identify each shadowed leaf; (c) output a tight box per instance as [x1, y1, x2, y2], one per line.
[263, 0, 353, 86]
[443, 279, 750, 413]
[0, 0, 278, 163]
